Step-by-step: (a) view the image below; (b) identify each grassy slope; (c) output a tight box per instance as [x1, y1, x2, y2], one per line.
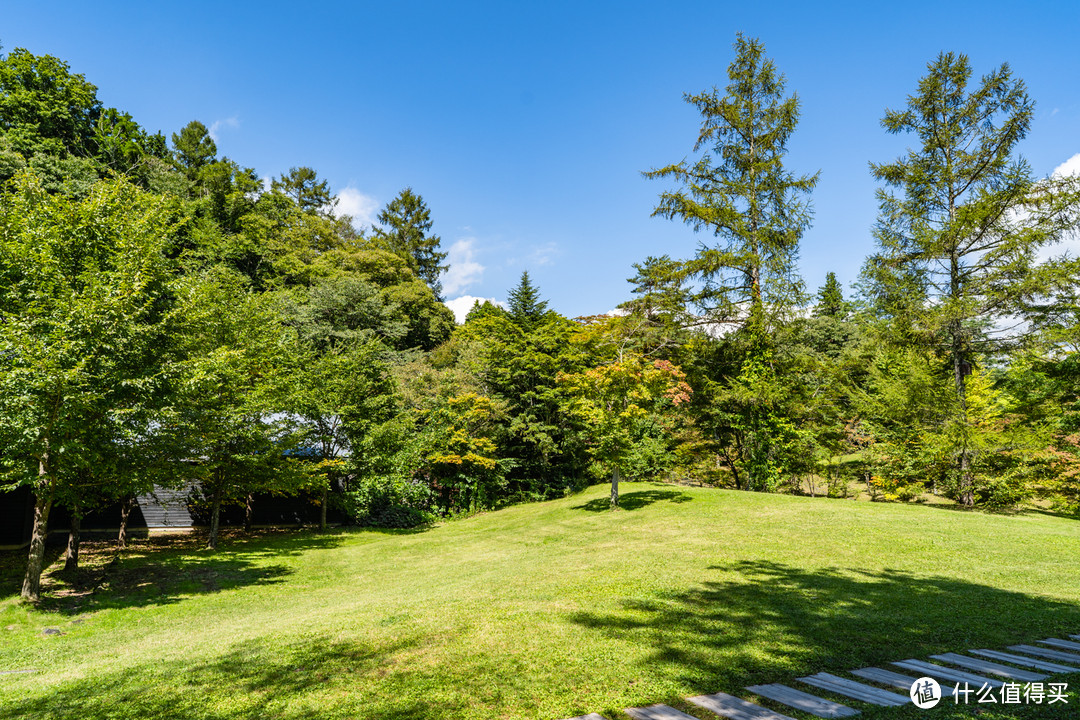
[1, 483, 1078, 720]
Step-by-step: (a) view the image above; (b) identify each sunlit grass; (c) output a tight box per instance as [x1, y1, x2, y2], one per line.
[2, 482, 1079, 719]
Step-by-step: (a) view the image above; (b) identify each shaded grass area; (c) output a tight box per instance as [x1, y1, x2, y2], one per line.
[1, 483, 1079, 720]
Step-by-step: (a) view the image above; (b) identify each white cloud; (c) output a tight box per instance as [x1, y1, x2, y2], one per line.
[530, 241, 560, 266]
[208, 116, 240, 142]
[444, 295, 505, 324]
[1052, 153, 1080, 178]
[336, 187, 380, 230]
[443, 237, 485, 296]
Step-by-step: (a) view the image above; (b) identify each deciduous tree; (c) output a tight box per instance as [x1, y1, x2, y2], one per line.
[0, 173, 172, 600]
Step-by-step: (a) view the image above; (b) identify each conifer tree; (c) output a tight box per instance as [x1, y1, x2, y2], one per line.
[813, 272, 846, 319]
[507, 270, 548, 329]
[865, 52, 1080, 506]
[371, 187, 448, 299]
[644, 33, 818, 334]
[644, 34, 818, 491]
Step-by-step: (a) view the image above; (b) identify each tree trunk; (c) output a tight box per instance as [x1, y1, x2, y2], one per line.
[21, 455, 54, 602]
[208, 488, 222, 550]
[244, 492, 254, 532]
[117, 496, 135, 550]
[952, 331, 975, 507]
[319, 484, 328, 533]
[610, 466, 620, 509]
[64, 512, 81, 572]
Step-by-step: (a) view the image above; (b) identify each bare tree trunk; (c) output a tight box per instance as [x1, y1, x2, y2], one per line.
[610, 466, 620, 509]
[952, 334, 975, 507]
[117, 496, 135, 550]
[319, 484, 328, 533]
[244, 492, 254, 532]
[208, 488, 222, 550]
[21, 454, 54, 602]
[64, 512, 81, 572]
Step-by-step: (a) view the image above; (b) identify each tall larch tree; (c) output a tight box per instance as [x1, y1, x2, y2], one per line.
[865, 52, 1080, 506]
[644, 34, 819, 491]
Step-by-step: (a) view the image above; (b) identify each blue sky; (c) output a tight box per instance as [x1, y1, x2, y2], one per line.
[5, 1, 1080, 320]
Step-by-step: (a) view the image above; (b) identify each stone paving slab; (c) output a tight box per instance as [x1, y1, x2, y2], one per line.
[798, 672, 909, 706]
[1040, 638, 1080, 652]
[746, 683, 860, 718]
[688, 692, 798, 720]
[624, 705, 698, 720]
[929, 652, 1048, 682]
[1008, 644, 1080, 664]
[890, 659, 1003, 688]
[969, 649, 1080, 674]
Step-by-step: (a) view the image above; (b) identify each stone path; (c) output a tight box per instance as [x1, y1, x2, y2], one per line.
[557, 635, 1080, 720]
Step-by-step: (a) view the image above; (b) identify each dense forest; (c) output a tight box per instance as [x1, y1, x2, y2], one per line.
[3, 36, 1080, 602]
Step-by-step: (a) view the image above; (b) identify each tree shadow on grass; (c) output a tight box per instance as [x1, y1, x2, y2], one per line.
[573, 489, 694, 513]
[569, 560, 1080, 714]
[1, 530, 349, 615]
[0, 634, 450, 720]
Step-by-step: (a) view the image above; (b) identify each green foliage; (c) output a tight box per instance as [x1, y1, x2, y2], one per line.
[272, 166, 334, 215]
[864, 51, 1080, 505]
[171, 120, 217, 176]
[170, 268, 311, 547]
[644, 33, 817, 327]
[0, 172, 174, 596]
[0, 48, 101, 159]
[813, 272, 847, 319]
[506, 270, 549, 329]
[370, 187, 447, 298]
[558, 354, 692, 505]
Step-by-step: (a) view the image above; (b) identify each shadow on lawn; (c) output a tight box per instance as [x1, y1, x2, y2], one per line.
[573, 489, 693, 513]
[1, 530, 346, 615]
[1, 634, 446, 720]
[570, 560, 1080, 713]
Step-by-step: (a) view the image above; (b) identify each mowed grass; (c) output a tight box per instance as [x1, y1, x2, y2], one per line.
[1, 482, 1079, 720]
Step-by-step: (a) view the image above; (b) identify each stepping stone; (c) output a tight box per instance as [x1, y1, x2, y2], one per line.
[625, 705, 698, 720]
[849, 667, 922, 692]
[969, 649, 1080, 674]
[688, 691, 797, 720]
[560, 715, 607, 720]
[0, 670, 39, 675]
[1008, 644, 1080, 664]
[798, 673, 909, 706]
[890, 659, 1002, 688]
[1071, 634, 1080, 641]
[1039, 638, 1080, 652]
[746, 683, 860, 718]
[929, 652, 1048, 682]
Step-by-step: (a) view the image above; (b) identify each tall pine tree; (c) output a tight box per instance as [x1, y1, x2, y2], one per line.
[371, 187, 448, 299]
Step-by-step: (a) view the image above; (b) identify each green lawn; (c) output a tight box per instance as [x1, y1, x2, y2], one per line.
[2, 483, 1079, 720]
